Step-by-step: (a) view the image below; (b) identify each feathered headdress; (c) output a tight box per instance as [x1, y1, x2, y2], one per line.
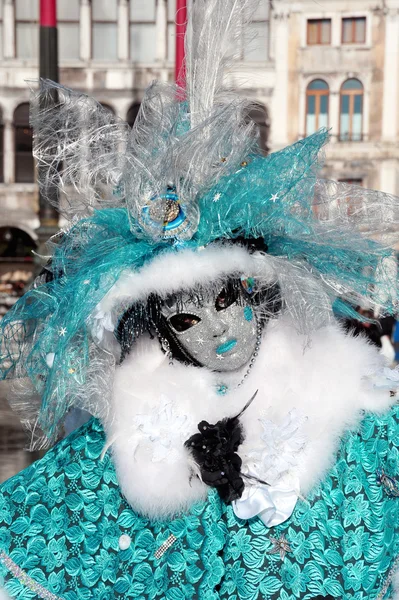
[1, 0, 398, 448]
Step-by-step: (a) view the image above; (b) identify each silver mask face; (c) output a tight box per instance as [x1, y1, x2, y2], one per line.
[161, 284, 258, 372]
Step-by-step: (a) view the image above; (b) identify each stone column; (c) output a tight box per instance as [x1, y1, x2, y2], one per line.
[380, 160, 399, 195]
[329, 91, 340, 142]
[118, 0, 129, 61]
[156, 0, 167, 63]
[80, 0, 92, 61]
[3, 0, 15, 59]
[270, 5, 290, 148]
[4, 119, 15, 184]
[382, 10, 399, 141]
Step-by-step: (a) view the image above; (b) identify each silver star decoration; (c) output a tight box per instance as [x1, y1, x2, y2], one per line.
[269, 534, 291, 561]
[270, 193, 279, 203]
[216, 354, 225, 361]
[58, 327, 67, 337]
[196, 337, 205, 346]
[213, 193, 221, 202]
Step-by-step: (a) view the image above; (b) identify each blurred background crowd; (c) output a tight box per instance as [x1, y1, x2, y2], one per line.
[0, 0, 399, 483]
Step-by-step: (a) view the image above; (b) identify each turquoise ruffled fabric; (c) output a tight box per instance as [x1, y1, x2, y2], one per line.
[1, 406, 399, 599]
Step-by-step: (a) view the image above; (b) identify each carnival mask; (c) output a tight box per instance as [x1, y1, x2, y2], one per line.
[160, 282, 259, 372]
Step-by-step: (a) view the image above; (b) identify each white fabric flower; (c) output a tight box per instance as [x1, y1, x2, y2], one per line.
[131, 395, 194, 464]
[247, 408, 308, 485]
[367, 366, 399, 390]
[234, 409, 308, 527]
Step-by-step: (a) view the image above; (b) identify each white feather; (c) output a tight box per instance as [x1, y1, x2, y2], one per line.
[186, 0, 259, 127]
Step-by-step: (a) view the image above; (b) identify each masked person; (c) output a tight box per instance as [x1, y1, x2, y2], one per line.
[1, 1, 399, 599]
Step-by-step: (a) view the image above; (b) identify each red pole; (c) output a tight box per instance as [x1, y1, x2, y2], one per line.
[39, 0, 58, 84]
[40, 0, 57, 27]
[175, 0, 187, 88]
[38, 0, 59, 230]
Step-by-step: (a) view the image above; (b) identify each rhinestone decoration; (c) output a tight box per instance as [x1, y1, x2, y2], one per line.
[269, 534, 292, 561]
[376, 467, 399, 497]
[140, 186, 197, 240]
[244, 306, 253, 321]
[154, 534, 177, 559]
[0, 550, 63, 600]
[149, 198, 180, 224]
[241, 276, 256, 295]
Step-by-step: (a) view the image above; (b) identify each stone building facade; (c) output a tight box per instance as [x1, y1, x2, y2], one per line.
[0, 0, 398, 481]
[275, 0, 399, 199]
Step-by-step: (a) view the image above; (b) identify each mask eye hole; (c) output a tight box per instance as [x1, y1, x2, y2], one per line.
[169, 313, 201, 332]
[215, 285, 238, 312]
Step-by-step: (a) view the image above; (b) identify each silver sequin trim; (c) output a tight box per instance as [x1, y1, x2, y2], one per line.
[154, 534, 177, 559]
[0, 550, 63, 600]
[376, 554, 399, 600]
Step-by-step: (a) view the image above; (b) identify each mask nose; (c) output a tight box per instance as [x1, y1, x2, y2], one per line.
[212, 319, 228, 337]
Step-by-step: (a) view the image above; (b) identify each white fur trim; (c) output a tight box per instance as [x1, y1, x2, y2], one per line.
[390, 563, 399, 599]
[238, 317, 394, 495]
[99, 245, 272, 313]
[391, 564, 399, 599]
[0, 587, 13, 600]
[91, 244, 275, 350]
[104, 315, 396, 519]
[105, 337, 217, 519]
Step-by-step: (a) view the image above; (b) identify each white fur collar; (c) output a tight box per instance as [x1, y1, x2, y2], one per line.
[104, 317, 395, 519]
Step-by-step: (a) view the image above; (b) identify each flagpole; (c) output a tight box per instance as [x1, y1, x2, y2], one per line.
[175, 0, 187, 88]
[37, 0, 59, 252]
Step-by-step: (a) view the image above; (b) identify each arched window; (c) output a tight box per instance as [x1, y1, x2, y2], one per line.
[0, 227, 36, 261]
[306, 80, 329, 136]
[340, 79, 363, 142]
[0, 227, 36, 319]
[100, 103, 116, 115]
[127, 103, 141, 128]
[14, 104, 34, 183]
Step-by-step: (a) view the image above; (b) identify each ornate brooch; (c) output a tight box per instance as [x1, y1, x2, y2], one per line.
[376, 467, 399, 498]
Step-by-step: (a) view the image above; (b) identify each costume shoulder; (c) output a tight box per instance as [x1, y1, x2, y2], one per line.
[0, 418, 224, 600]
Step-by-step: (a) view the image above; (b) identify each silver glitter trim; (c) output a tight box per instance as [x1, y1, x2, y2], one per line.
[154, 534, 177, 559]
[0, 550, 63, 600]
[376, 554, 399, 600]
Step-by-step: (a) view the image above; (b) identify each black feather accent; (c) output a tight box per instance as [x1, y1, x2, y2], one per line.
[185, 392, 257, 503]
